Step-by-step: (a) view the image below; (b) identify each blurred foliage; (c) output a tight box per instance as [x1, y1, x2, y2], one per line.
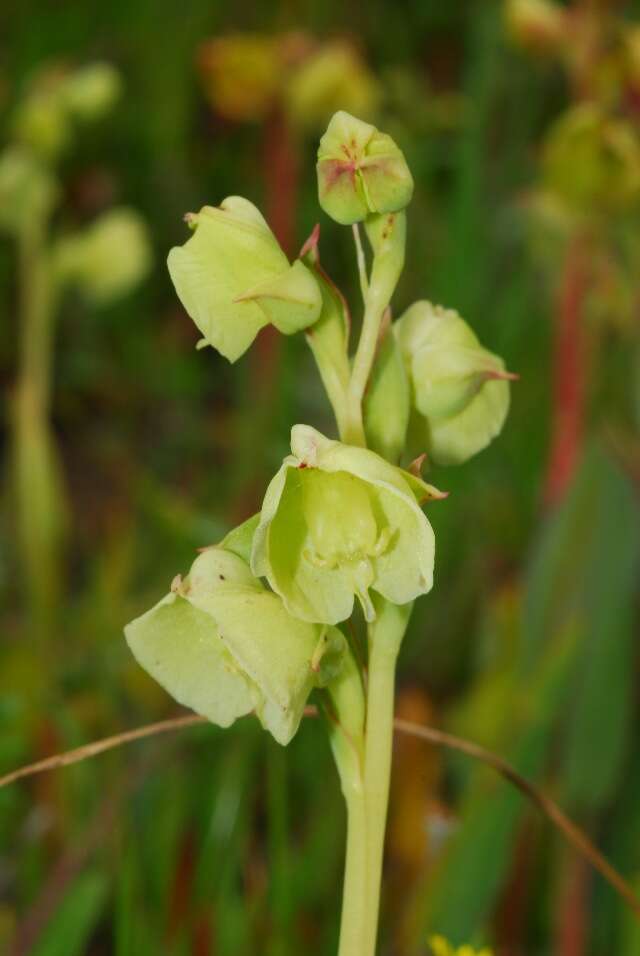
[0, 1, 639, 955]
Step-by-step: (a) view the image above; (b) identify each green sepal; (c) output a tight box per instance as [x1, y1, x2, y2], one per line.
[167, 196, 321, 362]
[395, 300, 513, 466]
[219, 513, 260, 563]
[364, 322, 410, 463]
[236, 258, 322, 334]
[125, 546, 346, 745]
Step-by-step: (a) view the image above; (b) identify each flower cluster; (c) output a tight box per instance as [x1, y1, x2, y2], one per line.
[126, 109, 512, 746]
[125, 108, 513, 956]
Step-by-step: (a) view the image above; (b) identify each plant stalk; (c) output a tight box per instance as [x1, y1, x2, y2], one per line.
[15, 217, 62, 646]
[363, 597, 413, 953]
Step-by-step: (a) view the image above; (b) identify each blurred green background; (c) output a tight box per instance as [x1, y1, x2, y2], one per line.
[2, 1, 640, 953]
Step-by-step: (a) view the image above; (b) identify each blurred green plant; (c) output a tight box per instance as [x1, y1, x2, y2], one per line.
[1, 62, 151, 648]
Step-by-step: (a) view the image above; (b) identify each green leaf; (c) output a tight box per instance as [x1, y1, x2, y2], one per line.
[31, 870, 107, 956]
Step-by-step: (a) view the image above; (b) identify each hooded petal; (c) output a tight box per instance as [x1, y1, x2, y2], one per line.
[395, 300, 513, 466]
[125, 545, 346, 744]
[252, 425, 438, 625]
[124, 592, 255, 728]
[167, 197, 318, 362]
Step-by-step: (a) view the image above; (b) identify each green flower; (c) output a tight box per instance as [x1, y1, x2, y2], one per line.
[125, 546, 345, 745]
[251, 425, 441, 624]
[167, 197, 322, 362]
[54, 208, 151, 305]
[316, 111, 414, 225]
[395, 301, 513, 466]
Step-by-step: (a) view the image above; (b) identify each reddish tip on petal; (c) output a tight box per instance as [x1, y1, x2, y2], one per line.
[484, 368, 520, 382]
[299, 223, 321, 260]
[408, 452, 428, 477]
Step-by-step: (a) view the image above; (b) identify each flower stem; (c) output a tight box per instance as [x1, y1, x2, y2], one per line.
[345, 285, 387, 447]
[338, 783, 369, 956]
[352, 223, 369, 301]
[15, 218, 61, 647]
[363, 597, 413, 953]
[345, 212, 406, 449]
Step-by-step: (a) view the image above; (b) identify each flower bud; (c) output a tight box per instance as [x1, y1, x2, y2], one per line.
[286, 42, 380, 131]
[251, 425, 441, 624]
[168, 197, 322, 362]
[316, 111, 414, 225]
[125, 546, 346, 745]
[60, 63, 121, 121]
[505, 0, 566, 56]
[0, 148, 57, 233]
[54, 208, 151, 305]
[542, 104, 640, 214]
[395, 301, 513, 466]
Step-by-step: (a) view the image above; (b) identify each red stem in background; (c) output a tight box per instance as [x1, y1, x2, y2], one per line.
[231, 107, 300, 523]
[252, 105, 300, 393]
[554, 853, 591, 956]
[543, 237, 589, 507]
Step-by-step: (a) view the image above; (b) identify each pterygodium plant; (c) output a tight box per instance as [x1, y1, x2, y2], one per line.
[1, 63, 151, 649]
[125, 109, 513, 954]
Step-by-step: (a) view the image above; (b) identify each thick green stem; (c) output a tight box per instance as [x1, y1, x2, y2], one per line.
[325, 649, 369, 956]
[363, 597, 413, 954]
[338, 780, 369, 956]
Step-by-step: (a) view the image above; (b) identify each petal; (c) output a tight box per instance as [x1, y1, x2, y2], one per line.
[259, 465, 356, 624]
[124, 593, 255, 728]
[167, 198, 289, 362]
[370, 484, 435, 603]
[428, 378, 510, 465]
[219, 513, 260, 563]
[198, 587, 345, 743]
[237, 259, 322, 334]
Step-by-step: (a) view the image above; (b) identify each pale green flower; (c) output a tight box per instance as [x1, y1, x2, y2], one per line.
[316, 111, 414, 225]
[54, 208, 151, 304]
[251, 425, 441, 624]
[395, 301, 513, 466]
[60, 63, 122, 120]
[167, 197, 322, 362]
[125, 546, 345, 745]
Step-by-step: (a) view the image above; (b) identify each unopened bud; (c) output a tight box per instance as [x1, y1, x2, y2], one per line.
[317, 111, 413, 225]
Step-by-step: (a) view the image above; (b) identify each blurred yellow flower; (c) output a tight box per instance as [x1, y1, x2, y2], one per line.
[429, 936, 493, 956]
[198, 34, 283, 122]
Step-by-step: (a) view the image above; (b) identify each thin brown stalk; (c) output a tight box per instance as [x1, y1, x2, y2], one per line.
[2, 711, 639, 923]
[0, 714, 206, 789]
[393, 717, 640, 922]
